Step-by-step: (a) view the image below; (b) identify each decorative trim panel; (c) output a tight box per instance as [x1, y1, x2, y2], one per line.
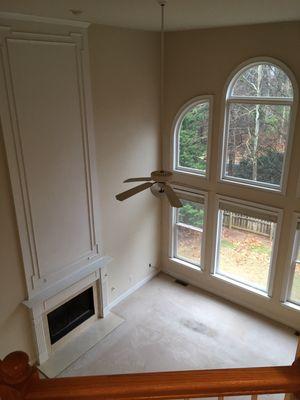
[0, 23, 101, 297]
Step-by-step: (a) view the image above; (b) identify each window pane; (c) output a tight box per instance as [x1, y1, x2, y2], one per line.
[177, 199, 204, 229]
[225, 103, 290, 186]
[231, 64, 293, 98]
[288, 230, 300, 305]
[178, 102, 209, 174]
[176, 225, 201, 266]
[290, 263, 300, 304]
[174, 198, 205, 267]
[216, 210, 275, 291]
[296, 238, 300, 261]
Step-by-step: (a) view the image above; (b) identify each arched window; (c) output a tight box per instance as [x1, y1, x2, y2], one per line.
[173, 96, 212, 177]
[221, 60, 296, 191]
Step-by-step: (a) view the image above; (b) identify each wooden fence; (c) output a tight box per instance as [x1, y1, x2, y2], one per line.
[223, 211, 273, 238]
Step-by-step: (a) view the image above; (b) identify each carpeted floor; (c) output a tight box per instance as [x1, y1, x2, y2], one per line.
[60, 273, 297, 378]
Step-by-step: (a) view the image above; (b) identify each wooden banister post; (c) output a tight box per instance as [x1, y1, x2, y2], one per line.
[0, 352, 39, 400]
[293, 338, 300, 400]
[285, 336, 300, 400]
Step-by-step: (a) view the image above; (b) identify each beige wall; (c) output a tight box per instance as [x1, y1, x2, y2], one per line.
[162, 22, 300, 329]
[0, 126, 36, 360]
[88, 25, 161, 303]
[0, 24, 160, 360]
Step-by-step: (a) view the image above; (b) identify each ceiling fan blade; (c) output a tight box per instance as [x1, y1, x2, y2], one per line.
[164, 184, 183, 208]
[116, 182, 153, 201]
[124, 177, 152, 183]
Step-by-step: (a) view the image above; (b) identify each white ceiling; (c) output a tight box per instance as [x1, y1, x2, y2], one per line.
[0, 0, 300, 31]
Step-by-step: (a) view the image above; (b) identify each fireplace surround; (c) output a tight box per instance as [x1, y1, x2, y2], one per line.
[23, 256, 112, 364]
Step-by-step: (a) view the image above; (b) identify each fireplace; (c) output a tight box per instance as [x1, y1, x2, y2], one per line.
[23, 260, 112, 366]
[47, 287, 95, 344]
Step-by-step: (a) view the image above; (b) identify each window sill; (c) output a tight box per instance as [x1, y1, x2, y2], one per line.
[169, 257, 202, 272]
[173, 168, 208, 180]
[219, 176, 283, 195]
[211, 273, 271, 299]
[281, 301, 300, 312]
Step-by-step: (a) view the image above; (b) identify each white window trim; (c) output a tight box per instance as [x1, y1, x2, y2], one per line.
[218, 57, 298, 194]
[169, 185, 208, 271]
[171, 95, 213, 179]
[210, 272, 271, 299]
[211, 195, 283, 297]
[297, 173, 300, 198]
[281, 213, 300, 308]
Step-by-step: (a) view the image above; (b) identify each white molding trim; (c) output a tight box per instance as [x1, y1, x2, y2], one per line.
[104, 270, 159, 314]
[0, 24, 101, 296]
[0, 12, 90, 28]
[0, 17, 105, 366]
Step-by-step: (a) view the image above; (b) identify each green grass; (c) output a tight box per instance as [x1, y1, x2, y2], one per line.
[221, 239, 237, 250]
[249, 244, 271, 255]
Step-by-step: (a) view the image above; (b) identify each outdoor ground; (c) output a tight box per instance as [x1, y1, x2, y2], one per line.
[218, 227, 271, 290]
[178, 227, 300, 300]
[177, 226, 202, 265]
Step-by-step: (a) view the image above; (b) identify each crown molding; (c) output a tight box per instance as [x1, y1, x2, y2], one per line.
[0, 12, 90, 28]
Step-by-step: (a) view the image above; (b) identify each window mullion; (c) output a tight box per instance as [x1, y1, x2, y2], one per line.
[227, 97, 293, 106]
[287, 261, 297, 301]
[175, 222, 202, 232]
[286, 227, 300, 304]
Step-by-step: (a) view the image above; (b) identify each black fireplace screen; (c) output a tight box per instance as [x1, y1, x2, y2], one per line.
[47, 286, 95, 344]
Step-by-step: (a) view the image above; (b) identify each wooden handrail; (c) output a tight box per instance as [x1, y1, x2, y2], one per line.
[27, 365, 300, 400]
[1, 352, 300, 400]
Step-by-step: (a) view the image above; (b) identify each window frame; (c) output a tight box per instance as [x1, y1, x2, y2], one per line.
[169, 186, 208, 271]
[172, 95, 213, 179]
[282, 214, 300, 308]
[219, 57, 298, 194]
[212, 195, 282, 297]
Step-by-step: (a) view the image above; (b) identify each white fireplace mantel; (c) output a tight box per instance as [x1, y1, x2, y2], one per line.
[23, 256, 112, 309]
[22, 255, 112, 364]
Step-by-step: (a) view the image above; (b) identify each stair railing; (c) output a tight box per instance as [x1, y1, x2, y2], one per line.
[1, 351, 299, 400]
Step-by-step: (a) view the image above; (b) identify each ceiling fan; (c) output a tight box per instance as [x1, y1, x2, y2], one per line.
[116, 170, 182, 208]
[115, 1, 183, 208]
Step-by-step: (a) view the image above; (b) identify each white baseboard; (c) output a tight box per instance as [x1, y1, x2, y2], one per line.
[162, 268, 198, 288]
[104, 269, 159, 314]
[162, 267, 298, 331]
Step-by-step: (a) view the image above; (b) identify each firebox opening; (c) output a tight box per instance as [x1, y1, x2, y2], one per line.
[47, 287, 95, 345]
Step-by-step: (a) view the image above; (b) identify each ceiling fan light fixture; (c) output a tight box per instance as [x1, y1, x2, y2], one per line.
[150, 183, 166, 198]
